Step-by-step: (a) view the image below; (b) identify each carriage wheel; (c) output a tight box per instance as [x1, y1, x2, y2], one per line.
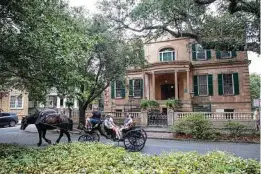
[140, 129, 147, 142]
[123, 130, 146, 152]
[90, 132, 100, 142]
[78, 134, 93, 142]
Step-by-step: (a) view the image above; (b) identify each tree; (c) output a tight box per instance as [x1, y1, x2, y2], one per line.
[0, 0, 91, 102]
[250, 74, 261, 103]
[99, 0, 260, 53]
[56, 14, 145, 126]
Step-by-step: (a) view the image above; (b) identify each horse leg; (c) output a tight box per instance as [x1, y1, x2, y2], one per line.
[64, 131, 72, 143]
[42, 129, 52, 144]
[55, 130, 64, 144]
[37, 129, 43, 147]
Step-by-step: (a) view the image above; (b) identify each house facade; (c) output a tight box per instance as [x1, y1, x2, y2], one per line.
[104, 36, 251, 113]
[0, 90, 29, 116]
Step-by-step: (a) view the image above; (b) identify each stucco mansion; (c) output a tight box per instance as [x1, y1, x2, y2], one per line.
[103, 36, 251, 113]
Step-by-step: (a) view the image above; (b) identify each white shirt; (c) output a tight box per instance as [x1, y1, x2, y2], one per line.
[104, 117, 114, 129]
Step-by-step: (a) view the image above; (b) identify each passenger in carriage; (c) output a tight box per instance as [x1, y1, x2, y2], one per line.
[119, 114, 134, 139]
[104, 114, 121, 140]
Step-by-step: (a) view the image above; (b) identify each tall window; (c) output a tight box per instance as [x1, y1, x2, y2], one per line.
[198, 75, 208, 96]
[115, 81, 123, 98]
[129, 79, 143, 98]
[159, 48, 175, 61]
[10, 95, 23, 109]
[223, 74, 234, 95]
[133, 79, 142, 97]
[196, 44, 207, 60]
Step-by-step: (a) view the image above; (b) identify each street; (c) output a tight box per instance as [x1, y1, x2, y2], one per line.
[0, 125, 260, 161]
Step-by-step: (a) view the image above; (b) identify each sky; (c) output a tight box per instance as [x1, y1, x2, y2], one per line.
[69, 0, 261, 75]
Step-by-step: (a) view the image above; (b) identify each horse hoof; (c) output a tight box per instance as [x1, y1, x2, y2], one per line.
[37, 143, 41, 147]
[47, 140, 52, 144]
[68, 141, 72, 143]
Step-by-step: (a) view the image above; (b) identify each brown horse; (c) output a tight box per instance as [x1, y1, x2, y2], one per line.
[20, 109, 73, 146]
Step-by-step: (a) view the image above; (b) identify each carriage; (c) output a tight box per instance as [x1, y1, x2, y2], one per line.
[78, 121, 147, 152]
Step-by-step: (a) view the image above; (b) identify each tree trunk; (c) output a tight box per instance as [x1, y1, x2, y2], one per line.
[78, 105, 86, 129]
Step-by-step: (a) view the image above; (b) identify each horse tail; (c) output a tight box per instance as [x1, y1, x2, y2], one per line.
[67, 118, 73, 131]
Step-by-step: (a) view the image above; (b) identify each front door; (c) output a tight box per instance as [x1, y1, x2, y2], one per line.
[161, 84, 175, 100]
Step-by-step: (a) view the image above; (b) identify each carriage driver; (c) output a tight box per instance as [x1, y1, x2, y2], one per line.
[85, 107, 101, 129]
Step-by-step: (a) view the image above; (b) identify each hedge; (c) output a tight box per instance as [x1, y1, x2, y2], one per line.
[0, 143, 259, 174]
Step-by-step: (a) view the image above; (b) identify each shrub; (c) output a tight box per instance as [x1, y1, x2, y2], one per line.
[0, 143, 259, 174]
[165, 99, 182, 111]
[224, 121, 247, 138]
[140, 99, 159, 110]
[172, 114, 215, 139]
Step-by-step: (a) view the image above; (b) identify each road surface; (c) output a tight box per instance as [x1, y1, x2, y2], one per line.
[0, 125, 259, 161]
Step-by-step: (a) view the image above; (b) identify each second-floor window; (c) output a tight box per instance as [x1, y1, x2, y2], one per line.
[216, 51, 237, 59]
[129, 79, 143, 98]
[159, 48, 175, 61]
[192, 44, 211, 61]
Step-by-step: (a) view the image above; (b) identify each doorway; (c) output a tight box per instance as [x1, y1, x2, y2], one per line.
[161, 84, 175, 100]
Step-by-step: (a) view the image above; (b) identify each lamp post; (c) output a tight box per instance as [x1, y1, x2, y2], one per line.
[128, 95, 134, 112]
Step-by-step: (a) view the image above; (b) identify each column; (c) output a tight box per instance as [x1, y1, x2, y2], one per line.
[186, 70, 190, 98]
[152, 72, 155, 100]
[64, 98, 67, 107]
[57, 96, 60, 108]
[143, 72, 146, 99]
[74, 98, 78, 108]
[175, 71, 178, 100]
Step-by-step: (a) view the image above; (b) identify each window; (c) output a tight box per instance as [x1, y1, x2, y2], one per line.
[220, 51, 232, 58]
[111, 81, 125, 99]
[198, 75, 208, 96]
[10, 95, 23, 109]
[193, 75, 213, 96]
[218, 73, 239, 96]
[60, 99, 64, 107]
[129, 79, 143, 98]
[223, 74, 234, 95]
[133, 79, 142, 97]
[196, 44, 207, 60]
[159, 48, 175, 61]
[115, 81, 123, 98]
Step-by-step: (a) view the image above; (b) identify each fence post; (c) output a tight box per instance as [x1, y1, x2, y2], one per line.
[167, 109, 174, 126]
[140, 110, 148, 127]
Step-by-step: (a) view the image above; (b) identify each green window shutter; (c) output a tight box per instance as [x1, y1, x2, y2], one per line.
[218, 74, 223, 95]
[121, 81, 126, 98]
[193, 76, 198, 96]
[216, 51, 221, 59]
[206, 50, 211, 60]
[129, 80, 133, 96]
[208, 74, 213, 96]
[192, 44, 197, 61]
[140, 79, 143, 97]
[231, 51, 237, 58]
[111, 81, 115, 99]
[233, 73, 239, 95]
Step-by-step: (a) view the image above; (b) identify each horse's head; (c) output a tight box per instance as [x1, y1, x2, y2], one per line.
[20, 116, 29, 130]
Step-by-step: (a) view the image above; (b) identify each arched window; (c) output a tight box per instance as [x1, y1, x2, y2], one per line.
[159, 48, 175, 61]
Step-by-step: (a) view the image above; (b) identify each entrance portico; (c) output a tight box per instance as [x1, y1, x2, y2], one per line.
[144, 68, 191, 101]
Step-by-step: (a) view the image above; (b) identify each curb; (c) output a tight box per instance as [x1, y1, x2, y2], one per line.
[24, 130, 260, 144]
